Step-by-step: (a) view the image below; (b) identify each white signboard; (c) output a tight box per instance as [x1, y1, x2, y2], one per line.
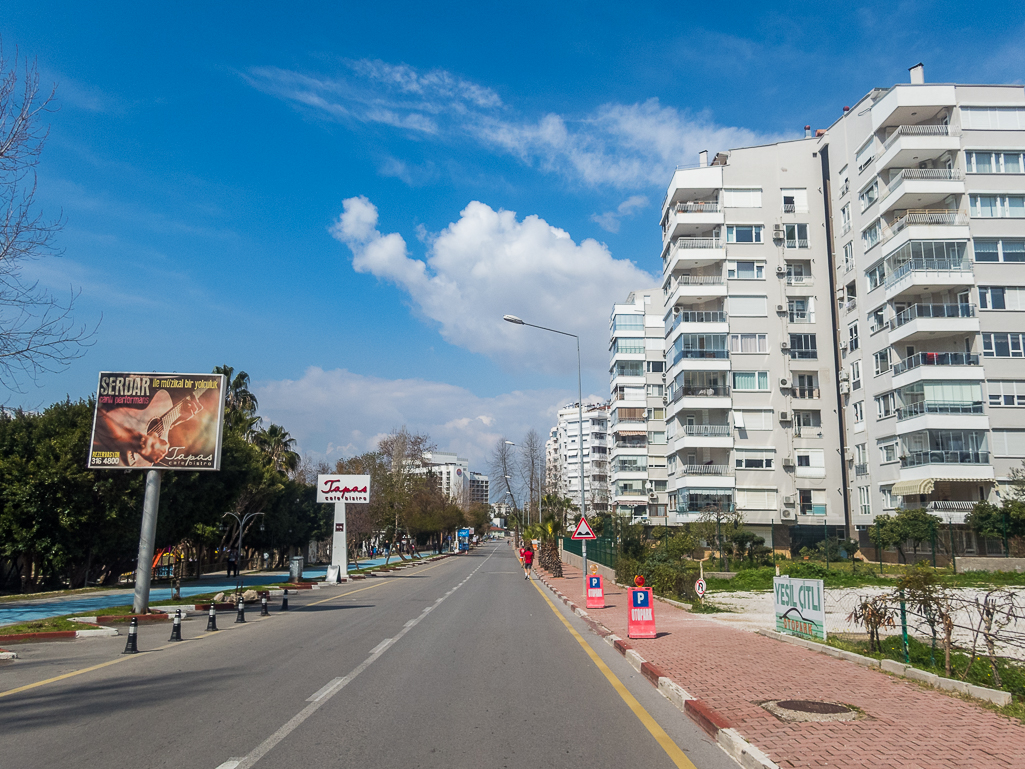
[317, 475, 370, 504]
[773, 576, 826, 640]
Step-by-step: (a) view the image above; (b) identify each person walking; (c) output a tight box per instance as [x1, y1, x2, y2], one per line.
[519, 542, 534, 579]
[227, 547, 238, 578]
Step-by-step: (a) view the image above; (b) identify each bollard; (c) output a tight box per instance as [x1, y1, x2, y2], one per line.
[281, 589, 289, 612]
[122, 617, 139, 654]
[169, 609, 183, 642]
[235, 596, 246, 624]
[205, 604, 218, 632]
[260, 595, 269, 617]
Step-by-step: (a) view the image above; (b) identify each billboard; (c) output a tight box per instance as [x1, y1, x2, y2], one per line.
[773, 576, 827, 640]
[317, 475, 370, 504]
[88, 372, 226, 471]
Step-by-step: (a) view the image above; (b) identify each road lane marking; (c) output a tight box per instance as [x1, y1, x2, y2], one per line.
[369, 638, 392, 654]
[306, 678, 344, 702]
[214, 761, 241, 769]
[529, 579, 698, 769]
[230, 546, 498, 769]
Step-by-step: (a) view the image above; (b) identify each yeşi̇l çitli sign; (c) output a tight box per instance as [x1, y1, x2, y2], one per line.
[773, 576, 826, 640]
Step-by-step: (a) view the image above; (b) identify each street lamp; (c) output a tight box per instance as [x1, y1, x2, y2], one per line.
[504, 313, 587, 593]
[223, 510, 264, 594]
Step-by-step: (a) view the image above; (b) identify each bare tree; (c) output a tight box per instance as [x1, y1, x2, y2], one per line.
[488, 436, 519, 513]
[377, 426, 435, 562]
[519, 428, 544, 521]
[0, 44, 93, 389]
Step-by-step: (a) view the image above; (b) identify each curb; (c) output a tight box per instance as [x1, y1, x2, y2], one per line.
[757, 629, 1013, 708]
[536, 573, 778, 769]
[0, 624, 119, 643]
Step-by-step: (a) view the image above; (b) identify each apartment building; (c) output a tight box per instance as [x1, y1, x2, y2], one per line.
[818, 65, 1025, 544]
[660, 141, 846, 545]
[609, 289, 669, 522]
[549, 402, 611, 515]
[468, 471, 490, 506]
[412, 451, 488, 507]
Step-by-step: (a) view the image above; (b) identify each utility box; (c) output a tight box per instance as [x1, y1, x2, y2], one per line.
[289, 556, 304, 583]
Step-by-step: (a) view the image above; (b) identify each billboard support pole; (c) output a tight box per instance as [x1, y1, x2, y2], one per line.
[133, 469, 163, 613]
[331, 501, 348, 582]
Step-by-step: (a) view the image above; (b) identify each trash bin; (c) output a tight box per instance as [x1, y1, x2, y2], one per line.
[289, 556, 304, 583]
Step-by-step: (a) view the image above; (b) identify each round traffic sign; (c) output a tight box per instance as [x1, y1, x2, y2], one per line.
[694, 578, 707, 597]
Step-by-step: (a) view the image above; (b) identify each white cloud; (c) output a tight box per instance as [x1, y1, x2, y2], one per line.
[244, 60, 782, 188]
[254, 366, 591, 470]
[329, 196, 657, 375]
[591, 194, 649, 233]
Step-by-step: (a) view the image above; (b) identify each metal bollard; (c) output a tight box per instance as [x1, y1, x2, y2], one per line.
[205, 604, 218, 632]
[234, 596, 246, 624]
[281, 589, 289, 611]
[122, 617, 139, 654]
[260, 595, 269, 617]
[169, 609, 182, 641]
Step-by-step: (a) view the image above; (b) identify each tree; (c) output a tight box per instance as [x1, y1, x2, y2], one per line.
[214, 365, 261, 441]
[376, 427, 435, 562]
[0, 45, 93, 389]
[966, 500, 1025, 554]
[257, 423, 299, 475]
[489, 437, 519, 511]
[518, 428, 544, 522]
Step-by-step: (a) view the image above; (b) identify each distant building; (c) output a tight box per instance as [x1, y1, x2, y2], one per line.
[548, 401, 610, 515]
[469, 471, 490, 506]
[412, 452, 487, 507]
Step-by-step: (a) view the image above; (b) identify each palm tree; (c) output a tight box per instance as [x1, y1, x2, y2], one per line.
[215, 365, 261, 442]
[537, 513, 565, 577]
[257, 423, 299, 474]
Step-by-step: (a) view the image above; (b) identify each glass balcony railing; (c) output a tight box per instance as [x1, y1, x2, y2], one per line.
[666, 310, 727, 335]
[891, 352, 980, 376]
[884, 254, 972, 287]
[901, 450, 990, 468]
[669, 385, 731, 403]
[891, 303, 974, 329]
[896, 401, 984, 420]
[671, 349, 729, 365]
[683, 424, 731, 437]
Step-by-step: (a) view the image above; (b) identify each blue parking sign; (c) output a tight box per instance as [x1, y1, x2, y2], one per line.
[633, 590, 649, 607]
[588, 576, 600, 589]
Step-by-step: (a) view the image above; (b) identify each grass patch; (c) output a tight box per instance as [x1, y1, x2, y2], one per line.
[0, 617, 90, 635]
[688, 600, 733, 613]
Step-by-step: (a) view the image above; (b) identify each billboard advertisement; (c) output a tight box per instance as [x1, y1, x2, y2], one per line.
[317, 475, 371, 504]
[88, 372, 226, 471]
[773, 576, 827, 640]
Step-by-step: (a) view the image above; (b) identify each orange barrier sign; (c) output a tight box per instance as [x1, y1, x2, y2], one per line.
[586, 575, 605, 609]
[627, 588, 656, 638]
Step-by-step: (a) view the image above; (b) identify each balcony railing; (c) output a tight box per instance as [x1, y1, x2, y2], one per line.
[669, 236, 721, 251]
[884, 167, 965, 194]
[671, 275, 726, 287]
[674, 202, 721, 214]
[667, 310, 727, 335]
[788, 312, 813, 323]
[855, 463, 869, 476]
[683, 424, 731, 437]
[901, 450, 990, 468]
[792, 387, 820, 399]
[885, 254, 973, 288]
[672, 349, 729, 365]
[786, 274, 812, 284]
[896, 401, 984, 420]
[881, 209, 970, 244]
[881, 124, 961, 152]
[785, 239, 810, 249]
[670, 384, 731, 403]
[614, 440, 647, 450]
[891, 302, 975, 329]
[681, 464, 731, 476]
[891, 352, 981, 376]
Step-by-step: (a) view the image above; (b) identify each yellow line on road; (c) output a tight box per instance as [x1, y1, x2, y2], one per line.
[529, 579, 698, 769]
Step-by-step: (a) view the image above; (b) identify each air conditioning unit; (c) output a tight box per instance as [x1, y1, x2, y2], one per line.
[783, 495, 795, 505]
[780, 377, 790, 388]
[782, 457, 796, 469]
[838, 370, 850, 381]
[839, 340, 848, 351]
[776, 265, 787, 275]
[839, 381, 851, 394]
[780, 340, 790, 350]
[776, 303, 786, 313]
[780, 508, 797, 521]
[779, 411, 791, 421]
[844, 447, 854, 461]
[772, 225, 785, 239]
[661, 372, 667, 381]
[662, 396, 668, 405]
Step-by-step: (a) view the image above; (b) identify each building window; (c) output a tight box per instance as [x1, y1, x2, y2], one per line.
[853, 401, 865, 425]
[873, 349, 891, 376]
[795, 449, 825, 476]
[734, 409, 774, 430]
[722, 188, 763, 207]
[612, 338, 645, 355]
[729, 333, 768, 353]
[798, 489, 827, 515]
[858, 179, 879, 211]
[727, 260, 765, 278]
[969, 195, 1025, 218]
[980, 286, 1025, 311]
[881, 485, 894, 510]
[784, 223, 809, 248]
[729, 295, 768, 316]
[647, 431, 666, 444]
[613, 314, 644, 332]
[982, 333, 1025, 358]
[866, 263, 886, 291]
[848, 322, 860, 352]
[974, 239, 1025, 262]
[736, 488, 778, 510]
[735, 449, 775, 469]
[732, 371, 769, 391]
[781, 188, 808, 213]
[862, 220, 881, 250]
[961, 107, 1025, 130]
[855, 443, 868, 464]
[992, 430, 1025, 457]
[788, 298, 813, 323]
[988, 381, 1025, 407]
[614, 361, 644, 377]
[726, 225, 764, 243]
[646, 384, 664, 397]
[869, 306, 886, 333]
[851, 360, 862, 390]
[841, 205, 851, 235]
[875, 392, 896, 419]
[967, 151, 1024, 174]
[855, 139, 875, 173]
[858, 486, 871, 516]
[789, 334, 817, 359]
[646, 360, 665, 373]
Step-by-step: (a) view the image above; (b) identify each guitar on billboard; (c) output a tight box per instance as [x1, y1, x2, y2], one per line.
[122, 388, 206, 467]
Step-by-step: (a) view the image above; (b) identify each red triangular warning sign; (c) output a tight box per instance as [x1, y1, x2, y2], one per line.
[571, 517, 597, 540]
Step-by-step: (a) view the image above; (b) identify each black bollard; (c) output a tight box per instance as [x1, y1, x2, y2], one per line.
[205, 604, 218, 632]
[234, 596, 246, 624]
[169, 609, 182, 642]
[260, 595, 269, 617]
[281, 589, 289, 612]
[122, 617, 139, 654]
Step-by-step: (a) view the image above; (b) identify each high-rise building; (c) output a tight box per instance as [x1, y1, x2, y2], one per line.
[609, 289, 669, 522]
[468, 471, 490, 506]
[411, 452, 487, 507]
[549, 402, 610, 515]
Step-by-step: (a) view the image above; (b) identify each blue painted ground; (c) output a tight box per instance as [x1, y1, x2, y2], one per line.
[0, 555, 435, 628]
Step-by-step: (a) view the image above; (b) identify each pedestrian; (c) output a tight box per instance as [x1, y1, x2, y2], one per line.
[520, 542, 534, 579]
[227, 547, 238, 578]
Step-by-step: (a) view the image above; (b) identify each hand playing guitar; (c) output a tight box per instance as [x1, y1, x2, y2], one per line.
[95, 390, 204, 466]
[96, 410, 172, 464]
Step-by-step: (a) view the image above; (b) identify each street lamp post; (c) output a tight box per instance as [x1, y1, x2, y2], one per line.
[223, 511, 264, 594]
[504, 314, 587, 595]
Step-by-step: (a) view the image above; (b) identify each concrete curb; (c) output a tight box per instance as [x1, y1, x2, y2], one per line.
[0, 624, 119, 643]
[536, 573, 778, 769]
[756, 629, 1012, 707]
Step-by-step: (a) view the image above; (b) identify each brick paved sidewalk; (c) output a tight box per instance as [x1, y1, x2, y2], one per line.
[538, 563, 1025, 769]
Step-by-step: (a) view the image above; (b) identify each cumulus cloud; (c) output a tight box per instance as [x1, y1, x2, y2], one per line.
[244, 59, 781, 188]
[329, 196, 657, 374]
[255, 367, 594, 469]
[591, 195, 649, 233]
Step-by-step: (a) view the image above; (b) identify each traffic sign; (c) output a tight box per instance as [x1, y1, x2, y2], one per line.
[627, 588, 656, 638]
[586, 574, 605, 609]
[694, 578, 707, 598]
[571, 517, 597, 540]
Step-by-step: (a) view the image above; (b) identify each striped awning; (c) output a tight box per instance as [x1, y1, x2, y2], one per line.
[614, 429, 647, 436]
[891, 478, 935, 497]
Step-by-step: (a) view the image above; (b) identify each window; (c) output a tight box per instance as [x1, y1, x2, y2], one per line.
[992, 430, 1025, 457]
[646, 407, 665, 420]
[671, 333, 727, 362]
[851, 360, 862, 389]
[970, 195, 1025, 218]
[613, 314, 644, 332]
[858, 486, 871, 517]
[841, 204, 851, 235]
[862, 220, 881, 250]
[614, 361, 644, 377]
[735, 449, 775, 469]
[647, 431, 667, 445]
[727, 260, 764, 279]
[855, 443, 868, 464]
[726, 225, 763, 243]
[646, 360, 665, 373]
[879, 440, 898, 463]
[980, 286, 1025, 311]
[881, 485, 894, 510]
[612, 338, 645, 355]
[733, 371, 769, 391]
[842, 241, 854, 272]
[961, 107, 1025, 130]
[786, 262, 809, 282]
[966, 151, 1025, 174]
[795, 410, 821, 427]
[866, 263, 886, 291]
[795, 449, 826, 477]
[859, 179, 879, 211]
[988, 381, 1025, 407]
[982, 333, 1025, 358]
[784, 223, 809, 248]
[788, 298, 813, 323]
[974, 239, 1025, 262]
[729, 333, 768, 353]
[853, 401, 865, 425]
[855, 139, 875, 172]
[781, 188, 808, 213]
[646, 384, 664, 397]
[875, 392, 896, 419]
[848, 322, 860, 352]
[723, 188, 763, 208]
[873, 349, 891, 376]
[729, 295, 768, 316]
[789, 334, 817, 359]
[736, 488, 778, 509]
[735, 409, 773, 430]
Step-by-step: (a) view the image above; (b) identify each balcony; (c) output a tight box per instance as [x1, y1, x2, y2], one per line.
[662, 237, 725, 274]
[674, 423, 733, 451]
[884, 253, 973, 301]
[666, 310, 728, 338]
[901, 450, 990, 468]
[896, 400, 988, 434]
[788, 311, 814, 324]
[896, 401, 984, 420]
[888, 302, 979, 344]
[662, 202, 724, 242]
[665, 275, 727, 307]
[880, 210, 971, 260]
[855, 463, 869, 476]
[684, 424, 731, 437]
[791, 387, 820, 399]
[876, 124, 962, 172]
[891, 352, 983, 388]
[879, 168, 965, 215]
[681, 464, 731, 476]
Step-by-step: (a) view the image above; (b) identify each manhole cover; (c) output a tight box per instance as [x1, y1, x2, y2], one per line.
[761, 699, 859, 723]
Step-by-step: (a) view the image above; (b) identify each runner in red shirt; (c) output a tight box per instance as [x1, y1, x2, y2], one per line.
[520, 543, 534, 579]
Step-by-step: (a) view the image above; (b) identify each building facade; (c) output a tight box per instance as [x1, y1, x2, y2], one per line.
[609, 289, 669, 522]
[412, 452, 488, 508]
[549, 402, 611, 515]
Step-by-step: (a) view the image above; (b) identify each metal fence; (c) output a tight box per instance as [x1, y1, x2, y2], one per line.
[562, 537, 618, 570]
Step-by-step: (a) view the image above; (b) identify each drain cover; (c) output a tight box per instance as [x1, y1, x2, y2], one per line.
[761, 699, 859, 723]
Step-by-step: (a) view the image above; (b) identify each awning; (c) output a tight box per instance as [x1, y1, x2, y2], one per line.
[891, 478, 935, 497]
[614, 429, 647, 436]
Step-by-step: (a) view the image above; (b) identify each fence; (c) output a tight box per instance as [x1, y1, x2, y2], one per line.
[562, 537, 618, 570]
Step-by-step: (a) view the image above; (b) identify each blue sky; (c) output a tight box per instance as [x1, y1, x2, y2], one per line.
[2, 2, 1023, 469]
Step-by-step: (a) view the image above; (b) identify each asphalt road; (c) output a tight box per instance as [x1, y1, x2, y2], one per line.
[0, 544, 736, 769]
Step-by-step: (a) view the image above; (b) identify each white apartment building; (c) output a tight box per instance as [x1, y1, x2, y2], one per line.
[660, 140, 846, 545]
[549, 402, 610, 515]
[412, 452, 487, 506]
[609, 289, 669, 522]
[818, 66, 1025, 548]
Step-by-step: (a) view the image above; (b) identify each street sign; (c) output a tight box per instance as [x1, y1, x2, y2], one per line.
[571, 517, 597, 540]
[586, 574, 605, 609]
[627, 588, 656, 638]
[694, 578, 706, 598]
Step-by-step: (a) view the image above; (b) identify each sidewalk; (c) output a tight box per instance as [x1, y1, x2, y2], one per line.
[538, 562, 1025, 769]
